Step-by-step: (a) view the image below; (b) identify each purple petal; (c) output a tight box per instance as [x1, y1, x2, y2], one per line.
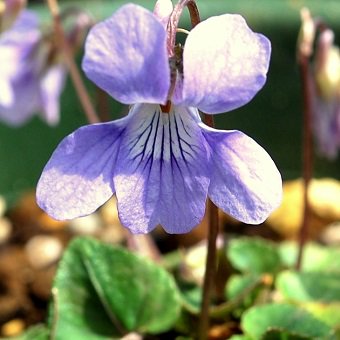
[312, 96, 340, 160]
[176, 14, 271, 114]
[114, 104, 209, 234]
[10, 10, 39, 31]
[82, 4, 170, 105]
[36, 120, 126, 220]
[39, 64, 67, 126]
[0, 79, 13, 106]
[202, 126, 282, 224]
[0, 69, 40, 126]
[0, 10, 42, 125]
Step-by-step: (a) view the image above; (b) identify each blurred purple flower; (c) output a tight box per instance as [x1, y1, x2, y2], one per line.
[37, 3, 282, 234]
[0, 8, 66, 126]
[311, 29, 340, 160]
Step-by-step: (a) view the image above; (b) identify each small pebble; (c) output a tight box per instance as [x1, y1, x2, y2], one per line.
[121, 333, 142, 340]
[69, 213, 103, 235]
[0, 196, 7, 217]
[320, 222, 340, 245]
[1, 319, 25, 337]
[25, 235, 63, 269]
[0, 217, 12, 244]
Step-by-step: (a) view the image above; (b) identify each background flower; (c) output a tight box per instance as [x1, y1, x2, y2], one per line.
[311, 28, 340, 160]
[0, 9, 67, 126]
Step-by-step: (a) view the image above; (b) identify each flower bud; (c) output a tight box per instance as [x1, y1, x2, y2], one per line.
[297, 7, 315, 60]
[314, 29, 340, 100]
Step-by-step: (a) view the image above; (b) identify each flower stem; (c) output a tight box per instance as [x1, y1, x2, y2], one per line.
[198, 199, 219, 340]
[167, 0, 200, 56]
[296, 40, 314, 271]
[45, 0, 100, 124]
[170, 1, 220, 336]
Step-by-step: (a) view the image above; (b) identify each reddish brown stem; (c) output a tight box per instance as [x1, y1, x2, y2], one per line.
[199, 199, 219, 340]
[167, 0, 200, 56]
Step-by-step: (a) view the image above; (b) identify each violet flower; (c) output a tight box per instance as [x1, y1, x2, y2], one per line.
[0, 7, 66, 126]
[311, 28, 340, 160]
[37, 3, 282, 234]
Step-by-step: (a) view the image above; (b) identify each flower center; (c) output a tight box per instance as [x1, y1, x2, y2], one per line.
[160, 100, 172, 113]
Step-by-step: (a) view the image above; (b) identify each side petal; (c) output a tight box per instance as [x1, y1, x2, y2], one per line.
[36, 120, 126, 220]
[39, 64, 67, 126]
[82, 4, 170, 105]
[114, 104, 209, 234]
[177, 14, 271, 114]
[202, 126, 282, 224]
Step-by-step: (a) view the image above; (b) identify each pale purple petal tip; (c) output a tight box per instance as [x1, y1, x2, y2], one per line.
[39, 64, 67, 126]
[202, 126, 282, 224]
[177, 14, 271, 114]
[36, 121, 126, 220]
[82, 4, 170, 105]
[153, 0, 173, 28]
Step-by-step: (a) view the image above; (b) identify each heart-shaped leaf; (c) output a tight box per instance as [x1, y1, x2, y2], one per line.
[277, 270, 340, 303]
[50, 237, 181, 339]
[227, 237, 281, 274]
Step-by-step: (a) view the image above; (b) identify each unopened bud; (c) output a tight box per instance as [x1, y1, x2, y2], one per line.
[315, 29, 340, 100]
[297, 7, 315, 59]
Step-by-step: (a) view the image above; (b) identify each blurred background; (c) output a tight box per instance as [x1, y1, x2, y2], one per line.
[0, 1, 340, 338]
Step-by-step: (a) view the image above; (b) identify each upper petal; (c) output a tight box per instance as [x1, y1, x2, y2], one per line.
[36, 120, 126, 220]
[82, 4, 170, 105]
[176, 14, 271, 114]
[202, 126, 282, 224]
[114, 104, 209, 234]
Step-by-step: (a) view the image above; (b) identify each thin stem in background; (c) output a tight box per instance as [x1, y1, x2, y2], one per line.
[296, 50, 314, 270]
[95, 87, 111, 122]
[46, 0, 100, 124]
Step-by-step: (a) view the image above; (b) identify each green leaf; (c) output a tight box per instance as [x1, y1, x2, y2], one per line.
[226, 274, 261, 300]
[227, 237, 281, 274]
[277, 271, 340, 303]
[261, 329, 311, 340]
[10, 325, 49, 340]
[179, 283, 202, 314]
[225, 274, 266, 317]
[279, 243, 340, 272]
[242, 303, 335, 339]
[50, 237, 181, 339]
[304, 303, 340, 328]
[229, 335, 252, 340]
